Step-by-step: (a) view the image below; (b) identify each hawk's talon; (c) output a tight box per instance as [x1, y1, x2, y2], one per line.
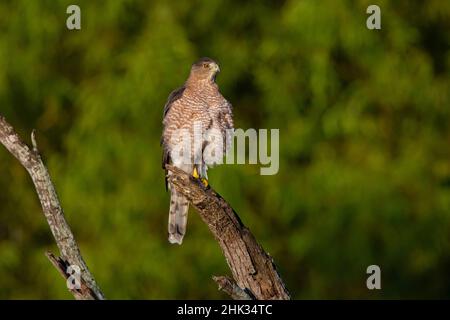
[192, 167, 200, 179]
[192, 167, 208, 187]
[201, 178, 209, 188]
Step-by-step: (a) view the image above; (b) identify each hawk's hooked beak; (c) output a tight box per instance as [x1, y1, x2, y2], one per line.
[211, 63, 220, 82]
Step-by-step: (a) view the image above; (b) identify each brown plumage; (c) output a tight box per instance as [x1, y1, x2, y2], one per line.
[161, 57, 234, 244]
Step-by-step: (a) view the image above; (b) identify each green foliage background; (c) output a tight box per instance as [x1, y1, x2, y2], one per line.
[0, 0, 449, 299]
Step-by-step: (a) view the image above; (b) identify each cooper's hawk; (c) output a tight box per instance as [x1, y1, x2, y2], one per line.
[161, 57, 234, 245]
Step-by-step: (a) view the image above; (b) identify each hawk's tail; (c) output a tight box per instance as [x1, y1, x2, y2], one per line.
[168, 187, 189, 245]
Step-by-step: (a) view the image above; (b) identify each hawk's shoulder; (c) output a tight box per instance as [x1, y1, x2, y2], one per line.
[163, 86, 186, 119]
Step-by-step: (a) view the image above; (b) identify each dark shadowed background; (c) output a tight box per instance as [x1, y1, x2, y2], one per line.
[0, 0, 449, 299]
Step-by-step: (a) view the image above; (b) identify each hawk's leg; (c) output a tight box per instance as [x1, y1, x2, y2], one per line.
[200, 162, 209, 188]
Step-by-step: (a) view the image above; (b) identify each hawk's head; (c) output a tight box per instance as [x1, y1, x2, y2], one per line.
[189, 57, 220, 83]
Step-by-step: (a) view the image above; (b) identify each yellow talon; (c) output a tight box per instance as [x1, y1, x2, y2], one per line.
[192, 167, 208, 187]
[192, 167, 200, 179]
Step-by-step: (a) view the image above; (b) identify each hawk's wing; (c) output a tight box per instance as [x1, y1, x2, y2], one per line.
[223, 101, 233, 129]
[221, 100, 234, 154]
[163, 86, 185, 119]
[161, 86, 185, 189]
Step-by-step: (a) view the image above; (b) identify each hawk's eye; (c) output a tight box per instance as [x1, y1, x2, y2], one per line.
[203, 63, 209, 68]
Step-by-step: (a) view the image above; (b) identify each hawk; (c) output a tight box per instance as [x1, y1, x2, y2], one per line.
[161, 57, 234, 245]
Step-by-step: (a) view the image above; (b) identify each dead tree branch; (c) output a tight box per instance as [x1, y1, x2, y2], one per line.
[0, 115, 104, 300]
[212, 276, 256, 300]
[166, 164, 291, 300]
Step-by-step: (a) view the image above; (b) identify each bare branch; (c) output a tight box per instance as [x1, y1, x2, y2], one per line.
[213, 276, 255, 300]
[31, 129, 38, 153]
[0, 115, 104, 300]
[166, 164, 291, 300]
[45, 251, 98, 300]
